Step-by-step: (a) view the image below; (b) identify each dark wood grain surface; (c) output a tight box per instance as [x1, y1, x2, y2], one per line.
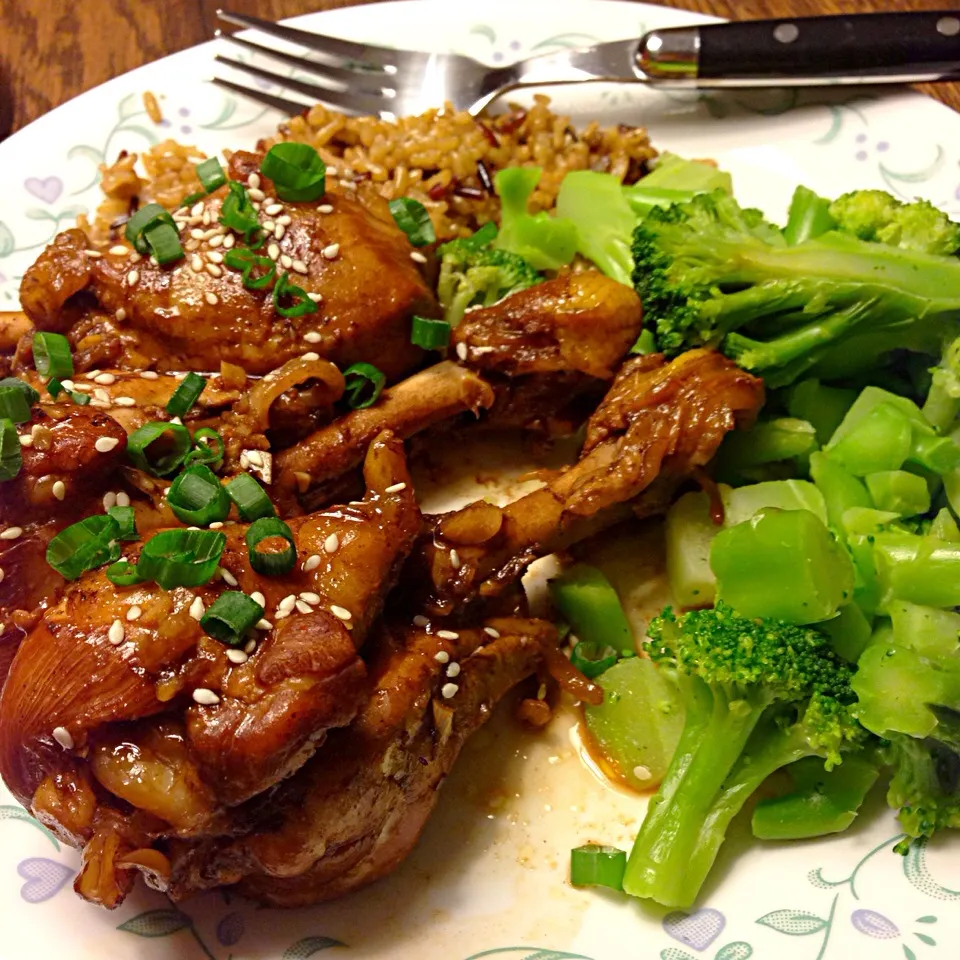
[1, 0, 957, 138]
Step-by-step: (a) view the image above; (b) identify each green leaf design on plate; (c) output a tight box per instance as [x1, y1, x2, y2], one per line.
[117, 908, 192, 937]
[660, 950, 696, 960]
[117, 92, 145, 123]
[915, 916, 937, 923]
[282, 936, 347, 959]
[463, 950, 594, 960]
[715, 943, 753, 960]
[0, 222, 15, 259]
[904, 947, 917, 960]
[0, 804, 60, 849]
[756, 910, 827, 936]
[469, 24, 496, 44]
[914, 933, 936, 946]
[115, 124, 160, 147]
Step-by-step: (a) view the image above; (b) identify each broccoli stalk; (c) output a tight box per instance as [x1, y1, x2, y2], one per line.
[622, 604, 866, 908]
[633, 191, 960, 387]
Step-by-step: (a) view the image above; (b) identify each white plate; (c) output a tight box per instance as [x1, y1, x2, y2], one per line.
[2, 2, 960, 958]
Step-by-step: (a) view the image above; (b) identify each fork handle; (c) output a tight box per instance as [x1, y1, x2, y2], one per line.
[641, 11, 960, 85]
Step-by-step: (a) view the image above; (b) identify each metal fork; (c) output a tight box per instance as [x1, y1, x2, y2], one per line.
[212, 9, 960, 118]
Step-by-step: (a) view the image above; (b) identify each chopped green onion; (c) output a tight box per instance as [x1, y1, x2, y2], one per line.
[223, 247, 276, 290]
[201, 591, 264, 646]
[32, 332, 74, 379]
[570, 844, 627, 890]
[196, 157, 227, 193]
[47, 378, 64, 399]
[107, 505, 139, 541]
[219, 181, 262, 242]
[570, 641, 619, 679]
[388, 197, 435, 247]
[261, 143, 326, 202]
[343, 362, 386, 410]
[71, 390, 91, 406]
[180, 190, 206, 208]
[106, 559, 145, 586]
[144, 221, 184, 265]
[125, 203, 177, 255]
[0, 377, 40, 408]
[225, 473, 276, 522]
[0, 384, 33, 424]
[245, 516, 296, 576]
[411, 316, 451, 351]
[127, 421, 192, 477]
[185, 428, 225, 471]
[166, 372, 207, 418]
[273, 272, 317, 318]
[0, 418, 22, 481]
[137, 528, 226, 589]
[167, 464, 230, 526]
[46, 514, 121, 580]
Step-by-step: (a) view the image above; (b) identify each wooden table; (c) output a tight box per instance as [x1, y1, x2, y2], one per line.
[1, 0, 958, 138]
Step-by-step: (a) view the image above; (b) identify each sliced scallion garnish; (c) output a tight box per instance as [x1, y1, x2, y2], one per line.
[137, 528, 226, 589]
[32, 332, 74, 379]
[388, 197, 435, 247]
[224, 247, 276, 290]
[125, 203, 178, 255]
[570, 844, 627, 890]
[46, 514, 121, 580]
[106, 559, 145, 586]
[410, 316, 451, 351]
[200, 591, 264, 646]
[0, 418, 22, 481]
[47, 378, 64, 399]
[144, 221, 184, 265]
[261, 143, 326, 203]
[245, 516, 296, 576]
[196, 156, 227, 194]
[166, 372, 207, 418]
[107, 505, 139, 541]
[225, 473, 276, 522]
[273, 272, 317, 318]
[127, 421, 192, 477]
[0, 383, 34, 424]
[569, 640, 619, 679]
[167, 464, 230, 526]
[343, 362, 386, 410]
[70, 390, 91, 406]
[219, 181, 261, 242]
[185, 428, 225, 471]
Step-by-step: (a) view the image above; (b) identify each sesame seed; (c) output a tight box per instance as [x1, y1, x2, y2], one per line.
[19, 434, 33, 448]
[292, 259, 308, 275]
[247, 173, 261, 190]
[330, 604, 352, 621]
[434, 650, 450, 664]
[484, 627, 500, 638]
[278, 595, 297, 614]
[115, 308, 127, 322]
[202, 211, 211, 225]
[413, 615, 429, 627]
[384, 482, 407, 494]
[339, 179, 357, 191]
[0, 527, 22, 541]
[307, 292, 322, 303]
[207, 250, 224, 265]
[299, 591, 321, 605]
[239, 453, 250, 470]
[205, 291, 219, 306]
[280, 253, 293, 269]
[410, 251, 427, 264]
[191, 201, 205, 217]
[126, 605, 142, 621]
[301, 352, 320, 362]
[295, 599, 313, 614]
[245, 638, 258, 653]
[149, 256, 159, 267]
[189, 596, 205, 620]
[191, 254, 204, 272]
[192, 687, 220, 706]
[323, 533, 339, 554]
[85, 249, 103, 259]
[304, 331, 322, 343]
[223, 233, 236, 249]
[108, 244, 128, 256]
[190, 228, 206, 240]
[250, 591, 265, 607]
[450, 549, 461, 569]
[102, 492, 117, 510]
[274, 223, 286, 240]
[126, 269, 140, 286]
[94, 389, 110, 402]
[267, 243, 280, 260]
[52, 726, 74, 750]
[277, 214, 292, 226]
[140, 370, 159, 380]
[60, 379, 75, 391]
[447, 662, 461, 678]
[52, 480, 66, 501]
[116, 491, 130, 507]
[208, 234, 224, 248]
[208, 521, 224, 530]
[248, 187, 265, 202]
[255, 619, 272, 631]
[226, 648, 249, 665]
[95, 437, 120, 453]
[130, 250, 142, 264]
[108, 619, 125, 645]
[114, 396, 136, 407]
[456, 342, 468, 361]
[246, 450, 264, 467]
[303, 554, 322, 572]
[441, 682, 459, 699]
[264, 203, 283, 216]
[437, 630, 459, 640]
[94, 372, 116, 385]
[220, 568, 238, 587]
[205, 263, 223, 278]
[322, 243, 340, 260]
[261, 221, 276, 235]
[170, 415, 183, 423]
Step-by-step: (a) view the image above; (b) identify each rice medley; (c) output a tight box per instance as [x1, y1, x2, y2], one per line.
[83, 95, 657, 243]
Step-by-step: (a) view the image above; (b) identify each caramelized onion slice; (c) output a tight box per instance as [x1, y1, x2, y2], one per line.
[245, 356, 345, 430]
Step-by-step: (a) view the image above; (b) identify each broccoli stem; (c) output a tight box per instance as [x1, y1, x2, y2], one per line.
[783, 186, 837, 246]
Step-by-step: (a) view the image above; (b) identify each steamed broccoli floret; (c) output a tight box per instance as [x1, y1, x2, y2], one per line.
[829, 190, 960, 256]
[436, 224, 543, 326]
[622, 603, 867, 908]
[887, 734, 960, 846]
[633, 190, 960, 387]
